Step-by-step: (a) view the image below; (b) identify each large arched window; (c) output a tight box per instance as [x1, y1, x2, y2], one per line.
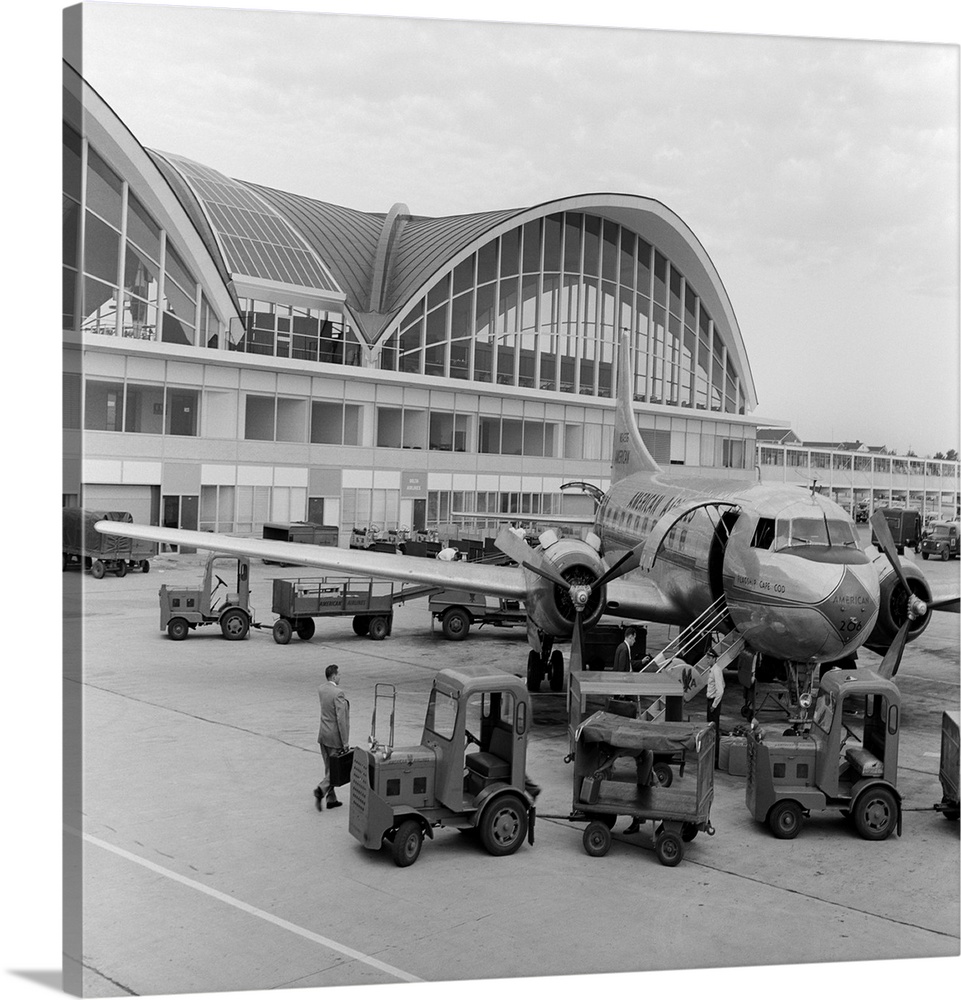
[379, 211, 744, 413]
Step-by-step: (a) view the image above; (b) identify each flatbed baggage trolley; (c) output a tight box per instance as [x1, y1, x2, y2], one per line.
[270, 576, 438, 643]
[569, 711, 715, 867]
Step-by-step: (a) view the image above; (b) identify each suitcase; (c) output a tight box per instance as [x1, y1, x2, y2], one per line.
[328, 748, 355, 787]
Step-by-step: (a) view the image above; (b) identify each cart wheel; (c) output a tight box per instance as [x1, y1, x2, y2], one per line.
[220, 609, 250, 641]
[390, 820, 423, 868]
[652, 762, 673, 787]
[296, 618, 316, 641]
[140, 560, 150, 574]
[526, 650, 542, 693]
[167, 618, 189, 641]
[943, 805, 960, 821]
[681, 822, 698, 842]
[368, 616, 389, 641]
[479, 793, 529, 857]
[548, 649, 564, 692]
[654, 829, 684, 867]
[273, 619, 293, 645]
[441, 607, 470, 641]
[115, 560, 127, 578]
[91, 560, 106, 580]
[767, 799, 804, 840]
[583, 820, 612, 857]
[852, 786, 898, 841]
[352, 616, 369, 636]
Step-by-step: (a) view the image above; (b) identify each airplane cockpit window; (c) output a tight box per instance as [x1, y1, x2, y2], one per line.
[773, 517, 860, 551]
[751, 518, 776, 549]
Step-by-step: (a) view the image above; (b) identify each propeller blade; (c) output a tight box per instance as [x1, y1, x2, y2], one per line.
[569, 609, 585, 673]
[593, 539, 645, 590]
[869, 511, 913, 593]
[494, 526, 570, 590]
[876, 619, 910, 680]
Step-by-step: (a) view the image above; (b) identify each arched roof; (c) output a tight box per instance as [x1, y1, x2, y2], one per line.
[154, 153, 756, 408]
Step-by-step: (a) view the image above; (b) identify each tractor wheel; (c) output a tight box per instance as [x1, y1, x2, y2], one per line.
[167, 618, 189, 641]
[922, 552, 929, 560]
[220, 609, 250, 641]
[583, 820, 612, 857]
[296, 618, 316, 641]
[548, 649, 564, 692]
[273, 618, 293, 645]
[368, 616, 389, 641]
[479, 794, 529, 857]
[90, 560, 106, 580]
[654, 829, 684, 867]
[941, 549, 950, 561]
[390, 820, 423, 868]
[526, 650, 542, 693]
[352, 616, 369, 636]
[653, 762, 674, 787]
[768, 800, 804, 839]
[441, 607, 470, 641]
[852, 786, 898, 841]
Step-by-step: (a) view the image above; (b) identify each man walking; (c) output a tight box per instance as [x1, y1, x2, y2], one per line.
[314, 663, 350, 811]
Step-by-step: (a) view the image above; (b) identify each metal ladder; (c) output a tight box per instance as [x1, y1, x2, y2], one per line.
[637, 595, 746, 723]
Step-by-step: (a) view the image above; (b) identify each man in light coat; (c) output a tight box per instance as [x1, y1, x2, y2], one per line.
[314, 663, 350, 810]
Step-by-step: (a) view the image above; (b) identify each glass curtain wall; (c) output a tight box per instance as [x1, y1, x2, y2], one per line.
[63, 127, 224, 347]
[379, 212, 744, 415]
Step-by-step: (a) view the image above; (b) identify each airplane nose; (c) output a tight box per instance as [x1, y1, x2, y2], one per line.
[724, 555, 880, 662]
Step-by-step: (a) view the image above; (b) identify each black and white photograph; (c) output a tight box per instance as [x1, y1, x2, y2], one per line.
[8, 3, 961, 1000]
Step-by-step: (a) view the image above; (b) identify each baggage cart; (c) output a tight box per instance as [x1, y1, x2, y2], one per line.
[936, 710, 960, 821]
[62, 508, 157, 578]
[270, 575, 438, 643]
[569, 711, 715, 866]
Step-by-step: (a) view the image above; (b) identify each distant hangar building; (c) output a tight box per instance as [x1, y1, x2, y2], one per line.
[63, 63, 959, 540]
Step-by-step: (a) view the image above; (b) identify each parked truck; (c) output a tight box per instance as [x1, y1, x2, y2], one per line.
[62, 508, 156, 578]
[871, 507, 922, 556]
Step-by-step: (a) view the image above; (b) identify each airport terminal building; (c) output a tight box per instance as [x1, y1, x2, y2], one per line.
[63, 63, 960, 543]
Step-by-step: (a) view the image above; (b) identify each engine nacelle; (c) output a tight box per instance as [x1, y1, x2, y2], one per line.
[523, 536, 607, 638]
[864, 553, 932, 653]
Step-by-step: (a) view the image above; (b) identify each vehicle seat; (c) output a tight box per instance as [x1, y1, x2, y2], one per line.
[466, 727, 513, 781]
[845, 746, 883, 778]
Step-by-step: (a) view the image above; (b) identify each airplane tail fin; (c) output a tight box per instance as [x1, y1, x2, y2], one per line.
[612, 333, 661, 483]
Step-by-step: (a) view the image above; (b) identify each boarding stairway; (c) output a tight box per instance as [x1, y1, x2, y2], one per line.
[636, 595, 745, 723]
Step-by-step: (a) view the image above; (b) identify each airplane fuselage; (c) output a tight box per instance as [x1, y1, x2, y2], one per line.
[593, 471, 882, 663]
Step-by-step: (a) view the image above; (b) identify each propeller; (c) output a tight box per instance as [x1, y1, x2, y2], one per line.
[495, 527, 649, 675]
[869, 511, 928, 678]
[869, 512, 928, 620]
[876, 620, 910, 681]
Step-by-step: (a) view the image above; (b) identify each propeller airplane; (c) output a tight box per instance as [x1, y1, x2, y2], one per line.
[95, 334, 958, 697]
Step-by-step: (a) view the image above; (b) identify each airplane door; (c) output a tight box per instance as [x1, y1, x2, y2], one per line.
[709, 510, 740, 628]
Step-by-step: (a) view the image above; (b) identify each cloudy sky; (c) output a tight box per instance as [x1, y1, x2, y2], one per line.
[74, 2, 960, 457]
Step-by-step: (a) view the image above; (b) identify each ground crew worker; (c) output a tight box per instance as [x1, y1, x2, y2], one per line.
[612, 626, 637, 671]
[314, 663, 350, 810]
[705, 647, 724, 766]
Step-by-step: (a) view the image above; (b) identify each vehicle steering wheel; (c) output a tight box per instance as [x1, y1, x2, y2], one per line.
[465, 730, 481, 748]
[213, 575, 227, 591]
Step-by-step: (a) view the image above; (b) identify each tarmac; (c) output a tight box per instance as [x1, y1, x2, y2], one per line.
[62, 533, 959, 998]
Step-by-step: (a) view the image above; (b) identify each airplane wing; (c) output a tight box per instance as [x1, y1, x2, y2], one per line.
[450, 512, 598, 526]
[94, 522, 528, 599]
